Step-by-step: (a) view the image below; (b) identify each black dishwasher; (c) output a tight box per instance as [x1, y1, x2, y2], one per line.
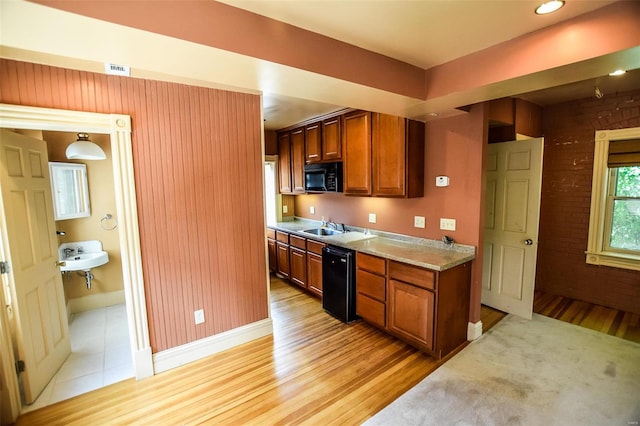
[322, 245, 358, 323]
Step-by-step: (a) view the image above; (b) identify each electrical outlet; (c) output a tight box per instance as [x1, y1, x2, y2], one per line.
[310, 206, 315, 214]
[440, 218, 456, 231]
[282, 205, 288, 214]
[194, 309, 205, 325]
[414, 216, 425, 228]
[368, 213, 377, 224]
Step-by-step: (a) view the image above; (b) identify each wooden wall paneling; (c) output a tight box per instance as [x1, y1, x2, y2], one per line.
[0, 59, 269, 353]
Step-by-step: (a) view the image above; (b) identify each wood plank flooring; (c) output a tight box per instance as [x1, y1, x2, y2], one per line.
[19, 280, 636, 425]
[534, 290, 640, 344]
[16, 277, 500, 425]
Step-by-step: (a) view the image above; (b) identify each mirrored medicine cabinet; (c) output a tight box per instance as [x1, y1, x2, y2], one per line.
[49, 162, 91, 220]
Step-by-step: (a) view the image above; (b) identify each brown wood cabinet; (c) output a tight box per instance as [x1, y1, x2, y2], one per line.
[267, 228, 277, 272]
[291, 128, 306, 193]
[372, 113, 425, 198]
[343, 110, 372, 195]
[488, 97, 542, 143]
[306, 239, 325, 297]
[355, 253, 386, 328]
[275, 231, 290, 278]
[356, 252, 472, 359]
[278, 128, 306, 194]
[290, 247, 307, 288]
[278, 132, 292, 194]
[305, 122, 322, 163]
[322, 116, 342, 160]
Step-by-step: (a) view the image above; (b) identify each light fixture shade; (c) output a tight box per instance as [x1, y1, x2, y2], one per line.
[535, 0, 565, 15]
[66, 133, 106, 160]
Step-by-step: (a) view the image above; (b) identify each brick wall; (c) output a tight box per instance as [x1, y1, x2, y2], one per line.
[536, 88, 640, 314]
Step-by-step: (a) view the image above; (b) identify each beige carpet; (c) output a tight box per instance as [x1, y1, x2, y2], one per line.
[365, 314, 640, 426]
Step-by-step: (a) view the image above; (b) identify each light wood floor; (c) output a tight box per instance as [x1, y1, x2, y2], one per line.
[534, 290, 640, 344]
[17, 277, 501, 425]
[18, 280, 637, 425]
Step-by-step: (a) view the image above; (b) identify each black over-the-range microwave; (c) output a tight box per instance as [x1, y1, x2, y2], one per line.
[304, 162, 343, 193]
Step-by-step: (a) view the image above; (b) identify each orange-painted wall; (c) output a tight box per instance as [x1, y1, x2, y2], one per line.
[294, 104, 488, 322]
[0, 59, 269, 353]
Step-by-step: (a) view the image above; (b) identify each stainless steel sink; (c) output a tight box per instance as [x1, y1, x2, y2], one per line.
[302, 228, 344, 236]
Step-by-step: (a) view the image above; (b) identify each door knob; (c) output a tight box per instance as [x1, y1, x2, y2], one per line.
[524, 239, 534, 246]
[55, 260, 66, 267]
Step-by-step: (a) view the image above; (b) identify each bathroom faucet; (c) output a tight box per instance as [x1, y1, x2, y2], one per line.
[63, 247, 75, 257]
[77, 246, 84, 254]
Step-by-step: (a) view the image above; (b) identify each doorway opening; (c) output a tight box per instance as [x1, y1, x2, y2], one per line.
[0, 104, 152, 422]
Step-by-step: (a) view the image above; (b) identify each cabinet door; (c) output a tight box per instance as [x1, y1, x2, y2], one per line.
[305, 122, 322, 163]
[373, 113, 406, 197]
[290, 247, 307, 288]
[343, 110, 372, 195]
[307, 252, 323, 296]
[322, 116, 342, 160]
[267, 238, 277, 272]
[388, 279, 434, 350]
[276, 242, 290, 278]
[291, 128, 306, 193]
[278, 132, 292, 194]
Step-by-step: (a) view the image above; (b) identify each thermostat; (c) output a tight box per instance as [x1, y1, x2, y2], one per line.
[436, 176, 450, 187]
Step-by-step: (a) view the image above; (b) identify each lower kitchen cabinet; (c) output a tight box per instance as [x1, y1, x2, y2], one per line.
[290, 247, 307, 288]
[356, 252, 471, 359]
[388, 279, 435, 350]
[307, 240, 326, 297]
[267, 228, 277, 272]
[276, 231, 290, 278]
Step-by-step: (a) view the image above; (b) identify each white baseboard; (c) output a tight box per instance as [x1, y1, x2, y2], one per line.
[467, 321, 483, 341]
[67, 290, 126, 314]
[152, 318, 273, 374]
[133, 346, 154, 380]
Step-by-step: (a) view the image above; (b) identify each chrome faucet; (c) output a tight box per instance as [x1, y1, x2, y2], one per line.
[327, 221, 338, 230]
[63, 247, 75, 257]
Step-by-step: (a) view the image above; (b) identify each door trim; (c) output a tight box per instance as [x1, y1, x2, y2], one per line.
[0, 103, 152, 416]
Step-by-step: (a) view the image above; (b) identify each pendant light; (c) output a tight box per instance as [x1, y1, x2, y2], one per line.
[66, 133, 106, 160]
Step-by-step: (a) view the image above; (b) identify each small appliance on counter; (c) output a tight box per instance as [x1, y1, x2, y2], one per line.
[322, 245, 358, 323]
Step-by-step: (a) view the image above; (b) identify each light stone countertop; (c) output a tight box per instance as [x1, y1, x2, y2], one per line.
[268, 218, 475, 272]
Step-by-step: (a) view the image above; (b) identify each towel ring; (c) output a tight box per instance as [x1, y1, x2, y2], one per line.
[100, 213, 118, 230]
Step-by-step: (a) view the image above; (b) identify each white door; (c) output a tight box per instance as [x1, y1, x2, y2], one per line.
[482, 138, 543, 319]
[0, 129, 71, 404]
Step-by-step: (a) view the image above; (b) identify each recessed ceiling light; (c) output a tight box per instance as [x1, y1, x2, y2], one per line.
[535, 1, 565, 15]
[608, 69, 626, 76]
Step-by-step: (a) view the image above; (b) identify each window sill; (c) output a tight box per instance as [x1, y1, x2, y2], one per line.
[585, 251, 640, 271]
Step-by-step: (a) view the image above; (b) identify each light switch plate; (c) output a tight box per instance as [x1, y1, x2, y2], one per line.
[309, 206, 315, 214]
[440, 218, 456, 231]
[368, 213, 377, 224]
[414, 216, 425, 228]
[282, 205, 288, 214]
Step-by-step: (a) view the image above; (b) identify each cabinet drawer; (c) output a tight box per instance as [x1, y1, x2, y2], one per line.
[389, 261, 435, 290]
[357, 252, 386, 275]
[266, 228, 276, 239]
[356, 293, 385, 329]
[356, 269, 385, 302]
[276, 231, 289, 244]
[290, 234, 306, 250]
[307, 239, 326, 255]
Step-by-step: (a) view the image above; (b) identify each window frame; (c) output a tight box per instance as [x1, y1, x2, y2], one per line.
[586, 126, 640, 271]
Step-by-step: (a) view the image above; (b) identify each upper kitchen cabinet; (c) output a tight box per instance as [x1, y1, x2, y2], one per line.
[304, 122, 322, 163]
[343, 111, 425, 198]
[278, 132, 292, 193]
[343, 110, 373, 195]
[305, 115, 342, 164]
[372, 113, 425, 198]
[278, 128, 306, 194]
[488, 97, 542, 143]
[322, 116, 342, 161]
[290, 127, 306, 193]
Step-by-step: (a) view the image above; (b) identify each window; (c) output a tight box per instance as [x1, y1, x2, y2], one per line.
[264, 157, 280, 226]
[586, 127, 640, 271]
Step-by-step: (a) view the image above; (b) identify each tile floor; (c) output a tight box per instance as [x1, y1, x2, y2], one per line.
[23, 304, 133, 413]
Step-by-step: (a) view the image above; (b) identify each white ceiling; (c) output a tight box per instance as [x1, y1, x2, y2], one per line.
[221, 0, 638, 128]
[219, 0, 616, 69]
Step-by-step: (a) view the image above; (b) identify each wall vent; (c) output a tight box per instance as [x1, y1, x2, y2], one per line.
[104, 63, 131, 77]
